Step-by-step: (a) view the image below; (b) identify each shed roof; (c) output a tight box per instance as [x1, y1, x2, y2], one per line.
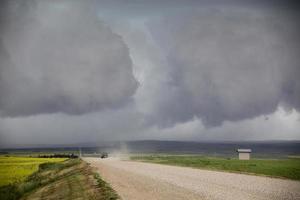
[237, 149, 252, 153]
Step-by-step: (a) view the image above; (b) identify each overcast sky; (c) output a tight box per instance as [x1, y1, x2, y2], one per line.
[0, 0, 300, 147]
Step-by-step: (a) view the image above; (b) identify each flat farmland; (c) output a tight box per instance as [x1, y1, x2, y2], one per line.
[131, 155, 300, 180]
[0, 156, 66, 186]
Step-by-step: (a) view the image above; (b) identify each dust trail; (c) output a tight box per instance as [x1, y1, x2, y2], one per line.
[109, 142, 131, 160]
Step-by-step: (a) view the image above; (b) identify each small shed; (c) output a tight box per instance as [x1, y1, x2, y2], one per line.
[237, 149, 252, 160]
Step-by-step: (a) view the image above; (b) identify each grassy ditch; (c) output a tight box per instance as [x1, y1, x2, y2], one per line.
[94, 173, 119, 200]
[0, 158, 119, 200]
[131, 155, 300, 180]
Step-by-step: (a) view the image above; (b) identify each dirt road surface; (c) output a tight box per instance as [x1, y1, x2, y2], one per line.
[84, 157, 300, 200]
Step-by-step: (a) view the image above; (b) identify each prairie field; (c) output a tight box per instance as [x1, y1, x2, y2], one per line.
[0, 156, 66, 187]
[131, 155, 300, 180]
[0, 156, 118, 200]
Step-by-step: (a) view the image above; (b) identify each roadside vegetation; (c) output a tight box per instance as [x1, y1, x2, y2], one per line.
[0, 157, 119, 200]
[0, 156, 66, 187]
[131, 155, 300, 180]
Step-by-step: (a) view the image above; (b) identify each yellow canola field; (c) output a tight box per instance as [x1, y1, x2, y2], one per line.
[0, 156, 66, 186]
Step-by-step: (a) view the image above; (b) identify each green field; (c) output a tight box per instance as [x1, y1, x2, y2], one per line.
[131, 155, 300, 180]
[0, 156, 66, 187]
[22, 159, 119, 200]
[0, 157, 118, 200]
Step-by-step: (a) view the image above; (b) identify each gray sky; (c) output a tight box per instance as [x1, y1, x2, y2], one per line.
[0, 0, 300, 147]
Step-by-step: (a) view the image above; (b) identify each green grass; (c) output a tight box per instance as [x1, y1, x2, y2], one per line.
[23, 159, 119, 200]
[94, 173, 119, 200]
[0, 156, 66, 187]
[0, 158, 119, 200]
[131, 155, 300, 180]
[0, 158, 72, 200]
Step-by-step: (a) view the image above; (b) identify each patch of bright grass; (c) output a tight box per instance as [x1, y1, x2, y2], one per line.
[0, 158, 119, 200]
[0, 156, 66, 187]
[94, 173, 119, 200]
[131, 155, 300, 180]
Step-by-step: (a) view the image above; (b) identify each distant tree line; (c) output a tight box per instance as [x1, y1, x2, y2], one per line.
[38, 153, 78, 158]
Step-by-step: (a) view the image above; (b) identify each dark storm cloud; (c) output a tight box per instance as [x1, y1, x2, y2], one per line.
[1, 0, 300, 147]
[0, 0, 138, 117]
[148, 7, 300, 127]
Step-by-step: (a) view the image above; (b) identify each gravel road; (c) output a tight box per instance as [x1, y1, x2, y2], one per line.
[84, 157, 300, 200]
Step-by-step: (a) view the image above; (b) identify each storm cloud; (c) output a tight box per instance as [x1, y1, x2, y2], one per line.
[0, 1, 300, 147]
[0, 0, 138, 117]
[148, 7, 300, 127]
